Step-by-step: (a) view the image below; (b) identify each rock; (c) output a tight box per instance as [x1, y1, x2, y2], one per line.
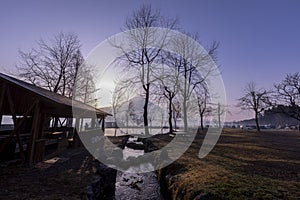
[126, 142, 145, 150]
[120, 136, 129, 149]
[98, 164, 117, 198]
[86, 176, 103, 200]
[193, 193, 212, 200]
[142, 139, 159, 153]
[86, 185, 95, 200]
[147, 145, 159, 152]
[91, 176, 102, 198]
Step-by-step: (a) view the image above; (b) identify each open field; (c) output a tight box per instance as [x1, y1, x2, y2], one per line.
[151, 129, 300, 199]
[0, 129, 299, 199]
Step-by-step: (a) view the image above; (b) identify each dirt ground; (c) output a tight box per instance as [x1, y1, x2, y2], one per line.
[0, 147, 96, 200]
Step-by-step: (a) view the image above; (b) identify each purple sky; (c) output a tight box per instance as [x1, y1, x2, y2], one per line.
[1, 0, 300, 121]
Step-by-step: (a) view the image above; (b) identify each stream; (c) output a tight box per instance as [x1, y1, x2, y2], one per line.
[115, 136, 163, 200]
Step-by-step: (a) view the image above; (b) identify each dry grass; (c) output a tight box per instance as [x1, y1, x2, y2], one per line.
[152, 129, 300, 200]
[1, 129, 299, 199]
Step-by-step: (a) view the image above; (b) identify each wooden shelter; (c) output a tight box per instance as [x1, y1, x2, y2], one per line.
[0, 73, 110, 163]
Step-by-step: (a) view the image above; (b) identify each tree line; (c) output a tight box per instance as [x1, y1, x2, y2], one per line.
[110, 5, 223, 135]
[16, 5, 226, 134]
[238, 73, 300, 131]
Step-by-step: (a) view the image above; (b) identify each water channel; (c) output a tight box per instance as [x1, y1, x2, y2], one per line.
[114, 136, 163, 200]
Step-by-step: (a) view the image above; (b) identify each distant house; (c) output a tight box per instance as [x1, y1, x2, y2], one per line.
[105, 116, 118, 128]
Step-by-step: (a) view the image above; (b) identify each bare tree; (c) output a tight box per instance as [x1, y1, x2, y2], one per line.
[152, 54, 181, 134]
[111, 79, 137, 134]
[171, 32, 218, 132]
[112, 5, 177, 135]
[17, 32, 85, 98]
[17, 32, 98, 130]
[154, 81, 178, 134]
[273, 72, 300, 121]
[238, 81, 270, 131]
[216, 102, 227, 128]
[195, 85, 212, 130]
[73, 65, 98, 105]
[172, 99, 181, 131]
[111, 82, 127, 136]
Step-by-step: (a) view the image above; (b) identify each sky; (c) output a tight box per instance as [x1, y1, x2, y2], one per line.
[1, 0, 300, 122]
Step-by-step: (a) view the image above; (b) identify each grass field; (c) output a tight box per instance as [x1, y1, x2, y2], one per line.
[151, 129, 300, 200]
[1, 129, 299, 199]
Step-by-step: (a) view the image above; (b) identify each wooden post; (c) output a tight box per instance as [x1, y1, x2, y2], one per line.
[91, 117, 96, 129]
[37, 113, 45, 139]
[80, 118, 83, 131]
[98, 118, 103, 127]
[75, 117, 80, 133]
[101, 117, 105, 132]
[0, 100, 37, 153]
[60, 118, 66, 127]
[73, 117, 81, 147]
[27, 101, 40, 164]
[7, 87, 25, 160]
[33, 109, 45, 163]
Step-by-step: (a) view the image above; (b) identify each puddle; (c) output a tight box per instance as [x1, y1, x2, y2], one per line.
[122, 147, 144, 160]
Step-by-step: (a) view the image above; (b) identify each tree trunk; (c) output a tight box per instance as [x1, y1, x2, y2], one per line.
[183, 98, 188, 132]
[183, 69, 188, 132]
[218, 103, 221, 128]
[114, 118, 118, 137]
[255, 111, 260, 132]
[143, 83, 150, 135]
[200, 113, 204, 130]
[53, 70, 63, 93]
[168, 98, 173, 134]
[173, 116, 177, 132]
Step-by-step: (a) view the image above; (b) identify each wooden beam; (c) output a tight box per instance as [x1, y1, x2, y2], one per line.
[91, 118, 96, 129]
[0, 99, 38, 153]
[101, 117, 105, 132]
[51, 117, 55, 128]
[75, 117, 80, 132]
[54, 117, 59, 128]
[27, 101, 40, 164]
[7, 87, 25, 160]
[34, 112, 45, 163]
[0, 92, 37, 157]
[60, 118, 67, 127]
[73, 117, 81, 147]
[37, 113, 45, 139]
[66, 118, 73, 127]
[80, 118, 84, 132]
